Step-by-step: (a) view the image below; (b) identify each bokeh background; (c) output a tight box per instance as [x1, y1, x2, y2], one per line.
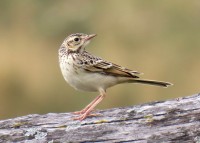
[1, 0, 200, 120]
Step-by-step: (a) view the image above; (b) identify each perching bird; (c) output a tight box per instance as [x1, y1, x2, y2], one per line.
[58, 33, 172, 120]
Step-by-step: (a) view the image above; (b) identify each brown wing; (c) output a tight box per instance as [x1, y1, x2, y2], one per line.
[84, 60, 141, 78]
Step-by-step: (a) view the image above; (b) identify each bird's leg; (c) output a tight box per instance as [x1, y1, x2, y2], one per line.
[74, 89, 106, 121]
[73, 94, 105, 120]
[73, 95, 101, 115]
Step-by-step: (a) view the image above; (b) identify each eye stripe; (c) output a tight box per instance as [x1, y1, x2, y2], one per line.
[70, 33, 84, 37]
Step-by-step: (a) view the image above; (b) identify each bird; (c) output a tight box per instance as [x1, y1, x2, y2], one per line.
[58, 33, 173, 121]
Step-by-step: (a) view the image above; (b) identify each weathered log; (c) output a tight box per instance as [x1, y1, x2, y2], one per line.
[0, 93, 200, 143]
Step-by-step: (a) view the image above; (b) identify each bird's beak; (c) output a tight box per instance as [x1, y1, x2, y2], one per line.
[85, 34, 97, 41]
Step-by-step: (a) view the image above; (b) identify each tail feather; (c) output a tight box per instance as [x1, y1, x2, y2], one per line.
[129, 79, 173, 88]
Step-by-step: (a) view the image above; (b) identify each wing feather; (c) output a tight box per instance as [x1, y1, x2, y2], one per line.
[78, 51, 141, 78]
[85, 61, 141, 78]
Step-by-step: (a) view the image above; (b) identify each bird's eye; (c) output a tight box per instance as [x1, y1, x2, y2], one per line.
[74, 37, 80, 42]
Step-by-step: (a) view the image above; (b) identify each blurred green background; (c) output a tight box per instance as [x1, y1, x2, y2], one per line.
[0, 0, 200, 120]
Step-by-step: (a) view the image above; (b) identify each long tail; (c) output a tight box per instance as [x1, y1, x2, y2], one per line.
[128, 79, 173, 88]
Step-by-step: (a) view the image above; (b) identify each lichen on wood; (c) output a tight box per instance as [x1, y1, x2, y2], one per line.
[0, 93, 200, 143]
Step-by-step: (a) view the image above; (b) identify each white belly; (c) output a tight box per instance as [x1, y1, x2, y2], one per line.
[59, 55, 118, 92]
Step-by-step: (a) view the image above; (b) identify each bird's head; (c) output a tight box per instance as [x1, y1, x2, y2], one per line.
[62, 33, 96, 53]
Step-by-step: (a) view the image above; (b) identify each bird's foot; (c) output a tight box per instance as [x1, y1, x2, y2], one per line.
[73, 113, 101, 121]
[73, 109, 95, 115]
[73, 110, 85, 115]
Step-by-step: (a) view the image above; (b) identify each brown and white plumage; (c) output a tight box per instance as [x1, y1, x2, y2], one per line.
[58, 33, 172, 120]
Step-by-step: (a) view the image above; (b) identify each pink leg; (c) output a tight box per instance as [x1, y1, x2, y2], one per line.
[73, 95, 101, 115]
[74, 89, 106, 121]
